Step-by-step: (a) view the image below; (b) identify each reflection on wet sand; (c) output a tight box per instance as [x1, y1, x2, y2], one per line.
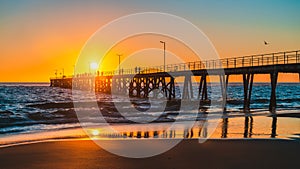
[89, 114, 298, 140]
[221, 118, 228, 138]
[243, 116, 253, 138]
[271, 117, 277, 138]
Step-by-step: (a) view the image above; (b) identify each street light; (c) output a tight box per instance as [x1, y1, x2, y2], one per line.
[73, 65, 75, 77]
[117, 54, 122, 75]
[61, 68, 64, 78]
[160, 41, 166, 72]
[54, 69, 58, 78]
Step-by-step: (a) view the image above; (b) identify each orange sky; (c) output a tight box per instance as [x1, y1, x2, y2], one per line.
[0, 1, 299, 82]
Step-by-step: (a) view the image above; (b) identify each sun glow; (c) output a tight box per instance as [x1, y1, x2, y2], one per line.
[91, 129, 100, 136]
[90, 62, 98, 70]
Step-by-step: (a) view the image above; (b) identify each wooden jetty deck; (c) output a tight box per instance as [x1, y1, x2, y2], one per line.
[50, 50, 300, 112]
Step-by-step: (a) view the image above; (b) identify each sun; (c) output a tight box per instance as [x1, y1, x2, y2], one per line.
[90, 62, 98, 70]
[91, 129, 100, 136]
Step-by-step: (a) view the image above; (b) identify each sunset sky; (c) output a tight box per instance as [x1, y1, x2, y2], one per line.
[0, 0, 299, 82]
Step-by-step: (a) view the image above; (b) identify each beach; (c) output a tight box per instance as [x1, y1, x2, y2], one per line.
[0, 139, 299, 169]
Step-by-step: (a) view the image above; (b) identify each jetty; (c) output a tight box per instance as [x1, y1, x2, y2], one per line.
[50, 50, 300, 112]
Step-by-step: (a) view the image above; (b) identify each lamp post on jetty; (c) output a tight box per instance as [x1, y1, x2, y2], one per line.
[54, 69, 58, 79]
[160, 41, 166, 72]
[73, 65, 75, 77]
[117, 54, 122, 75]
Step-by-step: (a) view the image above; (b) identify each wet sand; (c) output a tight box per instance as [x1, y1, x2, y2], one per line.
[0, 139, 299, 169]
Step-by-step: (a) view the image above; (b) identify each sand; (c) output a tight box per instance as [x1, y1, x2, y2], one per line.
[0, 139, 299, 169]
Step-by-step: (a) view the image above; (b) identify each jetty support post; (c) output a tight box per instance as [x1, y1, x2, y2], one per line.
[219, 74, 229, 112]
[269, 72, 278, 112]
[243, 73, 254, 112]
[182, 74, 193, 100]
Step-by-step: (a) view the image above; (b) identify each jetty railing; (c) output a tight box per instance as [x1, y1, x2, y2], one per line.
[50, 50, 300, 78]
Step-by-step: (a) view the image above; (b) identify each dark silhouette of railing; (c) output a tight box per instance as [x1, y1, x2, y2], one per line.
[97, 50, 300, 76]
[50, 50, 299, 79]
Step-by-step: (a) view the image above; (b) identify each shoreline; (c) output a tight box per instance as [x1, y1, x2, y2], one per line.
[1, 115, 299, 148]
[0, 137, 298, 148]
[0, 139, 299, 169]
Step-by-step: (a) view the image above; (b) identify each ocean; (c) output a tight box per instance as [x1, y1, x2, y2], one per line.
[0, 82, 299, 146]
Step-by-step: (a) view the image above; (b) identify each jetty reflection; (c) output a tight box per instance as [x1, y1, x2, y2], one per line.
[88, 114, 295, 140]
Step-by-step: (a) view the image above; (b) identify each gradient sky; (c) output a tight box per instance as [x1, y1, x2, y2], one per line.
[0, 0, 299, 82]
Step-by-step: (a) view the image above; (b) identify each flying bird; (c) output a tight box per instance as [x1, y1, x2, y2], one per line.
[264, 41, 269, 45]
